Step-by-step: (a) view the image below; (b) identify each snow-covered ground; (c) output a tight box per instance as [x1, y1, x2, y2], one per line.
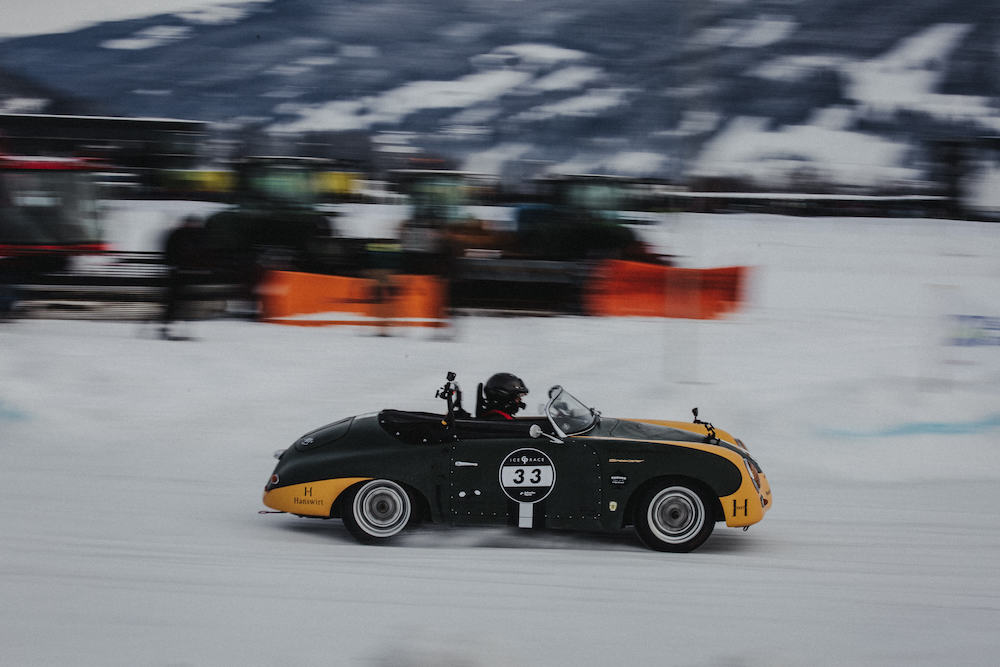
[2, 205, 1000, 665]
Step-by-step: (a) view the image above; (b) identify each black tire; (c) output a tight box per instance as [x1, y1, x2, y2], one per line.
[635, 482, 715, 553]
[341, 479, 412, 544]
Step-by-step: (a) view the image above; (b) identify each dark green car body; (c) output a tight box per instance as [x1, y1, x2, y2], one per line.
[263, 384, 772, 551]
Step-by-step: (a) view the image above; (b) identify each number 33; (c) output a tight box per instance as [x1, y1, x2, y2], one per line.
[513, 468, 542, 484]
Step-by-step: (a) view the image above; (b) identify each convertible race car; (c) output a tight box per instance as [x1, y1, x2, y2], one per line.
[262, 373, 772, 552]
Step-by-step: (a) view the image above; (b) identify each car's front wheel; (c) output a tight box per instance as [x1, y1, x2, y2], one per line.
[342, 479, 412, 544]
[635, 482, 714, 552]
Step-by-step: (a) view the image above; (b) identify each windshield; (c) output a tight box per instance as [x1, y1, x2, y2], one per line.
[0, 170, 101, 244]
[545, 386, 599, 436]
[410, 176, 470, 224]
[243, 164, 319, 206]
[567, 182, 626, 213]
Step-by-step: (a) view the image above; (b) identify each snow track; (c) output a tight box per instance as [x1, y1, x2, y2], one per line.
[2, 209, 999, 665]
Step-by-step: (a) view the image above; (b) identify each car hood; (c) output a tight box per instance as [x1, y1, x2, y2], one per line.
[588, 417, 738, 447]
[610, 418, 739, 446]
[592, 418, 761, 467]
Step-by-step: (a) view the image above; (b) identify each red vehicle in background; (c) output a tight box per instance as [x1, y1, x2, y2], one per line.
[0, 154, 105, 271]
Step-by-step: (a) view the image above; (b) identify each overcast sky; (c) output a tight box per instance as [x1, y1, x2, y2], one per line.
[0, 1, 257, 37]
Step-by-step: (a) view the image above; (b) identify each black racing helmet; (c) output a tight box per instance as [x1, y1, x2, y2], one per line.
[483, 372, 529, 415]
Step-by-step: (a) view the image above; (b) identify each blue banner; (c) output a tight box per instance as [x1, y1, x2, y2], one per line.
[950, 315, 1000, 346]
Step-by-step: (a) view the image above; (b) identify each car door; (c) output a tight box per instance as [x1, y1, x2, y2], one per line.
[448, 434, 603, 530]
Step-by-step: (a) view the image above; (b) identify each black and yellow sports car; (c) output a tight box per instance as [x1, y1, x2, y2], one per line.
[262, 373, 772, 552]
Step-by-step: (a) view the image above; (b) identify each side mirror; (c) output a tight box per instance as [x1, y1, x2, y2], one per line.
[529, 424, 563, 444]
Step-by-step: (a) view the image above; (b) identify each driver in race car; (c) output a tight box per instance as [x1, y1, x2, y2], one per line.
[481, 373, 529, 420]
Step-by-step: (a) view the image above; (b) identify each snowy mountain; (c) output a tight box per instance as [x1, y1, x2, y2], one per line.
[0, 0, 997, 188]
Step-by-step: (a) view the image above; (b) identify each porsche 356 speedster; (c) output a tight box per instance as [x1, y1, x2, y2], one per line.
[262, 373, 772, 552]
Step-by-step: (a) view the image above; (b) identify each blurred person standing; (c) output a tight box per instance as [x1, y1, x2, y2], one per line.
[160, 215, 208, 340]
[0, 256, 18, 321]
[363, 240, 402, 336]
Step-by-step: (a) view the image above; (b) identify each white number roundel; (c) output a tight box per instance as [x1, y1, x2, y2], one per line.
[499, 448, 555, 503]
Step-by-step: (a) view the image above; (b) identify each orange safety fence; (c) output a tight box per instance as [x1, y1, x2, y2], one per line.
[259, 270, 447, 327]
[584, 260, 749, 319]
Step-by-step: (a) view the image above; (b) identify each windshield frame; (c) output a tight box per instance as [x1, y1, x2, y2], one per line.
[544, 386, 600, 438]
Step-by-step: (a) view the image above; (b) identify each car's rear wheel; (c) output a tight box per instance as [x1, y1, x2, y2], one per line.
[635, 483, 714, 552]
[342, 479, 412, 544]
